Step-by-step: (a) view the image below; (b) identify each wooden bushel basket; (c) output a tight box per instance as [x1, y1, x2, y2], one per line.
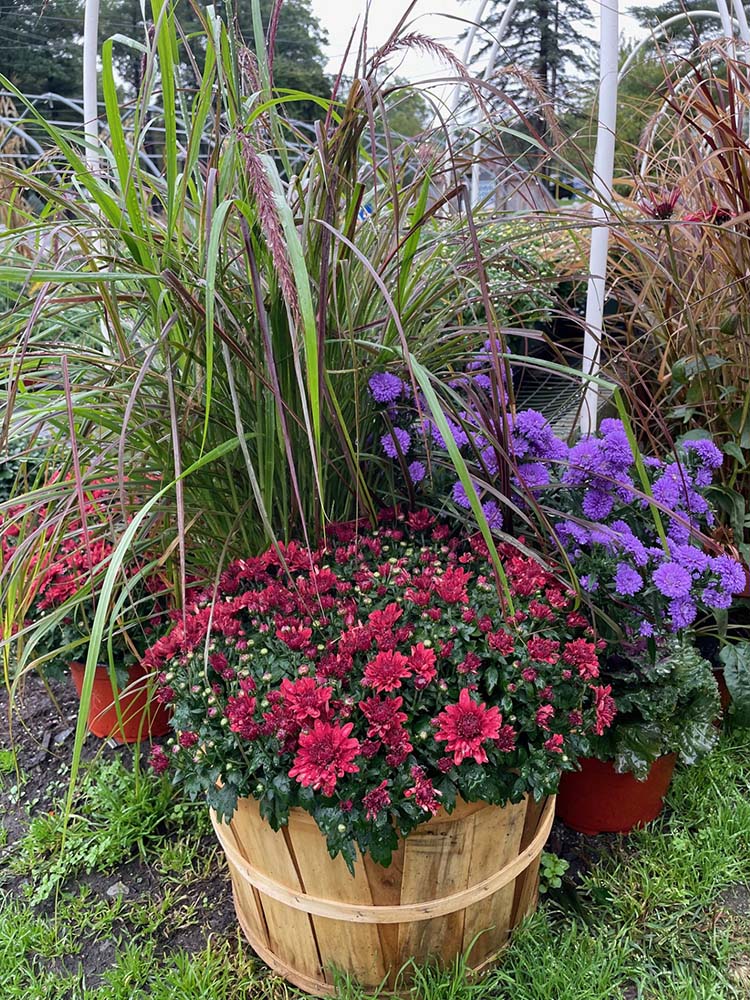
[211, 793, 555, 996]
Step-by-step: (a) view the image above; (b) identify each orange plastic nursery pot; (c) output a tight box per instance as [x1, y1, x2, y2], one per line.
[211, 793, 555, 997]
[556, 755, 676, 836]
[69, 661, 171, 744]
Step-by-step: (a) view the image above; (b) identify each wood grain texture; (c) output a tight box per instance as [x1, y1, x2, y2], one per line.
[212, 794, 552, 998]
[510, 796, 548, 927]
[286, 809, 386, 986]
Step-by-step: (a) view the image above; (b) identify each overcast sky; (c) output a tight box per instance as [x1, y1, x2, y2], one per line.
[309, 0, 661, 81]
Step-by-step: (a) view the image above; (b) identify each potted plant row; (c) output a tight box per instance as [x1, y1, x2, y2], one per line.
[0, 484, 172, 744]
[146, 510, 614, 995]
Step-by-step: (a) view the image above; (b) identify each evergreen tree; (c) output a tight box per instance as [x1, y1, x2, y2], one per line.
[100, 0, 331, 122]
[0, 0, 84, 99]
[628, 0, 729, 57]
[462, 0, 595, 110]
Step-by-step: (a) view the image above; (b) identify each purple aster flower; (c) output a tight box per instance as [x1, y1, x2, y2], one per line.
[591, 527, 617, 548]
[669, 597, 697, 630]
[653, 561, 693, 599]
[614, 563, 643, 596]
[427, 418, 469, 450]
[582, 488, 614, 520]
[563, 438, 604, 487]
[610, 520, 649, 567]
[670, 544, 709, 574]
[667, 519, 692, 545]
[652, 463, 689, 509]
[482, 500, 504, 530]
[639, 621, 655, 637]
[452, 480, 475, 509]
[600, 426, 635, 471]
[643, 456, 663, 469]
[479, 445, 499, 476]
[369, 372, 406, 403]
[516, 462, 550, 489]
[381, 427, 411, 459]
[579, 574, 598, 593]
[702, 586, 732, 609]
[555, 520, 591, 546]
[511, 410, 567, 463]
[683, 438, 723, 470]
[407, 461, 426, 484]
[710, 554, 746, 594]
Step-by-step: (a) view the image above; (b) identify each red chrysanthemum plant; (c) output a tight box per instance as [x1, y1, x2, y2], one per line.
[147, 510, 613, 869]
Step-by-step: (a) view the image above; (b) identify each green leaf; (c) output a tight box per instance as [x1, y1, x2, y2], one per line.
[720, 643, 750, 726]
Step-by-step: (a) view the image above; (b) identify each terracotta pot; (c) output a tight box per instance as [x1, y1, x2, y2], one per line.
[556, 755, 676, 836]
[69, 660, 170, 744]
[211, 793, 555, 997]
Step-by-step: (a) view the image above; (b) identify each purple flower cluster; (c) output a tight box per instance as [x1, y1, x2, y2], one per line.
[367, 360, 743, 637]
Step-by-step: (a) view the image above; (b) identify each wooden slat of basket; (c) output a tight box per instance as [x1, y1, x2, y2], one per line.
[220, 820, 271, 952]
[363, 843, 405, 987]
[396, 803, 476, 963]
[228, 796, 323, 984]
[286, 809, 387, 986]
[461, 796, 528, 965]
[510, 796, 547, 926]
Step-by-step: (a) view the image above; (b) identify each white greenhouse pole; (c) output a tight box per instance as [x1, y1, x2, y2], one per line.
[730, 0, 750, 43]
[448, 0, 492, 115]
[83, 0, 101, 175]
[580, 0, 619, 435]
[470, 0, 520, 205]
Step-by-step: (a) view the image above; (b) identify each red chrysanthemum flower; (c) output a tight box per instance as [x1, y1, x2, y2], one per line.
[529, 600, 554, 621]
[368, 602, 403, 632]
[275, 621, 313, 651]
[404, 765, 442, 814]
[563, 639, 600, 680]
[434, 688, 502, 765]
[178, 731, 199, 749]
[535, 704, 555, 731]
[362, 780, 392, 821]
[593, 684, 617, 735]
[488, 629, 515, 655]
[226, 693, 259, 740]
[358, 695, 408, 740]
[566, 611, 589, 629]
[544, 733, 564, 753]
[526, 636, 560, 664]
[362, 650, 412, 692]
[433, 565, 472, 604]
[494, 724, 517, 752]
[280, 677, 332, 727]
[149, 745, 170, 774]
[289, 720, 360, 796]
[409, 642, 437, 687]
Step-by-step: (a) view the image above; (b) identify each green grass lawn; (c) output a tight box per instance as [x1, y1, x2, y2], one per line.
[1, 733, 749, 999]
